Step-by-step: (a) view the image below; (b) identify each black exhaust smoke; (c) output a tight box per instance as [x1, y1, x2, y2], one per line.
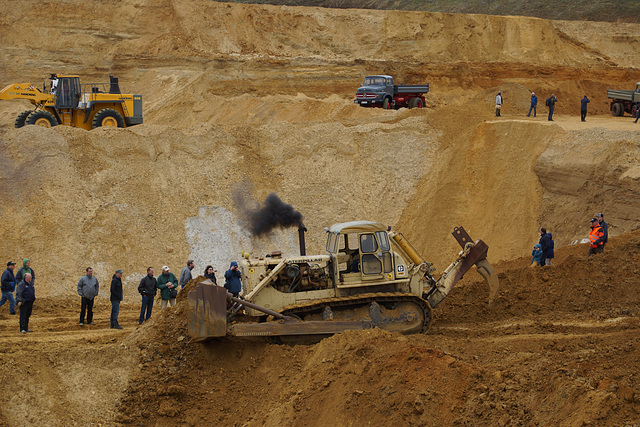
[249, 193, 304, 236]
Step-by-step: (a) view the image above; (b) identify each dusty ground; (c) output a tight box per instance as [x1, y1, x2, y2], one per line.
[2, 233, 638, 426]
[0, 0, 640, 425]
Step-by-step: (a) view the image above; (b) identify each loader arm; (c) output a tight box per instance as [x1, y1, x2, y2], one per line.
[0, 83, 51, 104]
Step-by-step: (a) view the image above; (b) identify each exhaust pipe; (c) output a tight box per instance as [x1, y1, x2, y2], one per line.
[298, 224, 307, 256]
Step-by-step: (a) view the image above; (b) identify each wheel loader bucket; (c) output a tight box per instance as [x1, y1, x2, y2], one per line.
[187, 282, 228, 341]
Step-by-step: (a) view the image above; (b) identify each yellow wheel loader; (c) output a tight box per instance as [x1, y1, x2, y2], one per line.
[188, 221, 499, 341]
[0, 74, 142, 130]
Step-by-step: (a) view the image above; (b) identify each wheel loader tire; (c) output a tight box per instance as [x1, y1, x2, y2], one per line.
[92, 108, 124, 129]
[15, 110, 32, 128]
[25, 110, 58, 128]
[611, 102, 624, 117]
[382, 98, 391, 109]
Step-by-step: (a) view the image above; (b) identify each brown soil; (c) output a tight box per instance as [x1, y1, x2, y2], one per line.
[1, 0, 640, 425]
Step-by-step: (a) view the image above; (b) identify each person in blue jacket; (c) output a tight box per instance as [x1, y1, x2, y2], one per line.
[580, 95, 590, 122]
[546, 233, 555, 266]
[531, 244, 544, 267]
[224, 261, 242, 298]
[527, 92, 537, 117]
[0, 261, 17, 315]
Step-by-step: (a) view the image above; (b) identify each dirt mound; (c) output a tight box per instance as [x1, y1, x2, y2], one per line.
[113, 232, 640, 426]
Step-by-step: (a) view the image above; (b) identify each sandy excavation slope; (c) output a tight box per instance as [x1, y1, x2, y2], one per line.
[0, 0, 639, 425]
[0, 0, 639, 289]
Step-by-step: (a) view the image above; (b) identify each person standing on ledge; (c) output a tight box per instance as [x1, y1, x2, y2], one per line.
[580, 95, 590, 122]
[179, 260, 194, 289]
[78, 267, 99, 326]
[110, 269, 124, 329]
[16, 273, 35, 333]
[157, 266, 178, 310]
[588, 218, 605, 256]
[0, 261, 16, 315]
[527, 92, 537, 117]
[138, 267, 157, 324]
[495, 91, 503, 117]
[546, 94, 558, 121]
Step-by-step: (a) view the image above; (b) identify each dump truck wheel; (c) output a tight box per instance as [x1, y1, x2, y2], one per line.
[611, 102, 624, 117]
[408, 98, 423, 109]
[14, 111, 32, 128]
[632, 104, 638, 117]
[382, 98, 391, 109]
[25, 110, 58, 128]
[92, 108, 124, 129]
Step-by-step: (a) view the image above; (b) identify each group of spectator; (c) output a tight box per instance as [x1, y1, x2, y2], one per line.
[0, 258, 246, 333]
[531, 228, 554, 267]
[531, 213, 609, 267]
[497, 92, 640, 123]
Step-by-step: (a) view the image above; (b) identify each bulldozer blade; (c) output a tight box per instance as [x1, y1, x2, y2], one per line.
[475, 258, 499, 306]
[188, 283, 228, 341]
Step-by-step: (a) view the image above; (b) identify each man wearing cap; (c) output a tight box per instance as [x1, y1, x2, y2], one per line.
[527, 92, 537, 117]
[157, 266, 178, 310]
[588, 218, 605, 256]
[110, 269, 124, 329]
[224, 261, 242, 298]
[138, 267, 157, 324]
[78, 267, 99, 326]
[596, 213, 608, 252]
[179, 260, 195, 289]
[0, 261, 17, 315]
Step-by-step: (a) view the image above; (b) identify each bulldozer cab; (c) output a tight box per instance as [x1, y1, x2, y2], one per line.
[53, 75, 81, 109]
[326, 221, 395, 284]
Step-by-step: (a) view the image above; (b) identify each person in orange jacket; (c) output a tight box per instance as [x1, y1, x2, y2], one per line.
[588, 217, 604, 256]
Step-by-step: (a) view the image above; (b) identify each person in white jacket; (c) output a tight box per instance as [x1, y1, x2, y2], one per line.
[495, 91, 503, 117]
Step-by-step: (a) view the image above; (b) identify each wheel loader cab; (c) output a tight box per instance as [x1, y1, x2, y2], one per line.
[54, 76, 81, 109]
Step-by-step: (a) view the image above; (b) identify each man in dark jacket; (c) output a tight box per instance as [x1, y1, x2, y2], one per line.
[0, 261, 16, 315]
[224, 261, 242, 298]
[15, 258, 35, 286]
[547, 94, 558, 121]
[16, 273, 35, 333]
[110, 269, 124, 329]
[138, 267, 157, 325]
[527, 92, 537, 117]
[580, 95, 590, 122]
[596, 213, 608, 252]
[546, 233, 555, 266]
[538, 228, 552, 267]
[77, 267, 99, 326]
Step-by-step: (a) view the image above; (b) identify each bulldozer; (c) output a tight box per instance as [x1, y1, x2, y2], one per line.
[188, 221, 499, 341]
[0, 74, 142, 130]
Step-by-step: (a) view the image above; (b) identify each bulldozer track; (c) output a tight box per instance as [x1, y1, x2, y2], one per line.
[280, 292, 433, 333]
